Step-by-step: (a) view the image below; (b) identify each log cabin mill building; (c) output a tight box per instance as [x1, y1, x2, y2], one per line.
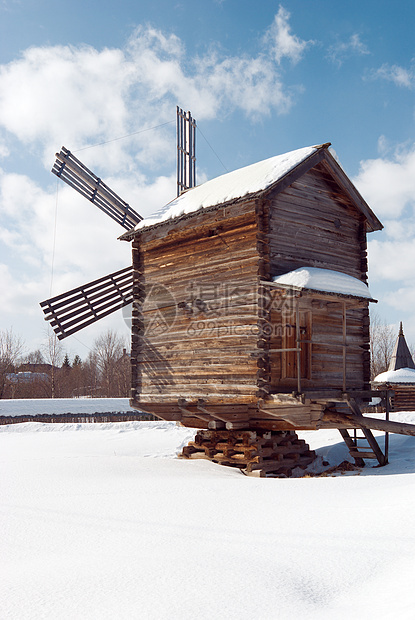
[373, 322, 415, 411]
[46, 141, 415, 473]
[120, 143, 383, 438]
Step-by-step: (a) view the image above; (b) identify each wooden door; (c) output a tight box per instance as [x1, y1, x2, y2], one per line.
[282, 311, 311, 380]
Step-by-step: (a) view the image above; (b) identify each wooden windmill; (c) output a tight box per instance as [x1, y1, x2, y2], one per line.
[41, 114, 415, 476]
[40, 107, 196, 339]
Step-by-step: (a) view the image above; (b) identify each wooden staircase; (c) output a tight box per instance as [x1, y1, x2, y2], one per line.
[335, 395, 388, 467]
[338, 427, 387, 467]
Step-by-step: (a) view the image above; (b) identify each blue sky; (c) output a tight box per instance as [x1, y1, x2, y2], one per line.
[1, 0, 415, 358]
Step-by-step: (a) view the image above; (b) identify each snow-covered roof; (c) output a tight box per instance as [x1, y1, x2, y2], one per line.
[373, 367, 415, 384]
[272, 267, 373, 300]
[136, 145, 318, 230]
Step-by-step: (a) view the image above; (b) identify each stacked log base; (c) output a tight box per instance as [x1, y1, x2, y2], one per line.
[180, 429, 316, 477]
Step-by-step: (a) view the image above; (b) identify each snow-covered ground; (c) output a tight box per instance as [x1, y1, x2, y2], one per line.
[2, 414, 415, 619]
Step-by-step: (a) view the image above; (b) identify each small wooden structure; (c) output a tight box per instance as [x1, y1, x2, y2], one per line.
[373, 322, 415, 411]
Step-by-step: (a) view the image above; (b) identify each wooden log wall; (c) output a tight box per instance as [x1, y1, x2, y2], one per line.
[269, 297, 369, 391]
[265, 161, 370, 393]
[131, 201, 265, 408]
[268, 163, 366, 281]
[128, 156, 374, 428]
[390, 386, 415, 412]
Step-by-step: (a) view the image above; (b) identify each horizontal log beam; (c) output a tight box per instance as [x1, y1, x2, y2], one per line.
[323, 410, 415, 436]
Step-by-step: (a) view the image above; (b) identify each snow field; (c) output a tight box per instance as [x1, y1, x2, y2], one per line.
[1, 419, 415, 619]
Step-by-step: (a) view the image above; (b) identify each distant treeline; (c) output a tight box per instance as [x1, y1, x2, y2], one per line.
[1, 328, 130, 399]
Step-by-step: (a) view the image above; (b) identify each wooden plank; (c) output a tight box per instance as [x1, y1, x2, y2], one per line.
[349, 450, 376, 459]
[324, 411, 415, 436]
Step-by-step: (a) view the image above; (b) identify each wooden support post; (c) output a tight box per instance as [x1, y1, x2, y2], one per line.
[384, 389, 390, 463]
[295, 301, 301, 394]
[344, 394, 363, 418]
[360, 428, 387, 466]
[342, 302, 347, 393]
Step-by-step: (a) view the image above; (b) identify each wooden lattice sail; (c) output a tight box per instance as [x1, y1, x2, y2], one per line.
[40, 266, 133, 340]
[52, 147, 142, 230]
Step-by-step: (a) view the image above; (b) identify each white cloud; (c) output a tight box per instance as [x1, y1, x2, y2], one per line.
[264, 5, 312, 65]
[368, 238, 415, 281]
[0, 14, 313, 350]
[0, 45, 134, 166]
[354, 144, 415, 218]
[356, 143, 415, 325]
[327, 34, 370, 67]
[377, 135, 390, 156]
[0, 166, 174, 280]
[372, 63, 415, 89]
[0, 142, 9, 158]
[0, 16, 310, 171]
[0, 263, 39, 315]
[386, 285, 415, 314]
[127, 24, 296, 119]
[192, 52, 292, 117]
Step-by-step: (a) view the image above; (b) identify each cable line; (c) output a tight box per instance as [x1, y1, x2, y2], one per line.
[197, 125, 229, 173]
[74, 119, 175, 153]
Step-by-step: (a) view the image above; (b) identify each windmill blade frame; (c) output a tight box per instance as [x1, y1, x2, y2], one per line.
[40, 266, 133, 340]
[52, 147, 142, 230]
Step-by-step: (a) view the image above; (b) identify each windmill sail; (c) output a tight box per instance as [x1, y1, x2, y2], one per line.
[52, 147, 142, 230]
[40, 266, 133, 340]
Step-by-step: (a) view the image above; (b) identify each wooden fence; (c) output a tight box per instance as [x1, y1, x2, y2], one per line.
[0, 411, 158, 425]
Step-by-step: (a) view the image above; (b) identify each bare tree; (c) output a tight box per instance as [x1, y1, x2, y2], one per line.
[92, 329, 128, 397]
[370, 311, 396, 380]
[42, 328, 65, 397]
[80, 351, 100, 396]
[0, 329, 25, 398]
[21, 349, 45, 365]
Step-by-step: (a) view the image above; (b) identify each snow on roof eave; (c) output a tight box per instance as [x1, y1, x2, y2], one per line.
[270, 267, 375, 301]
[122, 144, 328, 238]
[119, 189, 267, 241]
[374, 380, 415, 386]
[268, 281, 377, 303]
[120, 142, 382, 240]
[373, 367, 415, 384]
